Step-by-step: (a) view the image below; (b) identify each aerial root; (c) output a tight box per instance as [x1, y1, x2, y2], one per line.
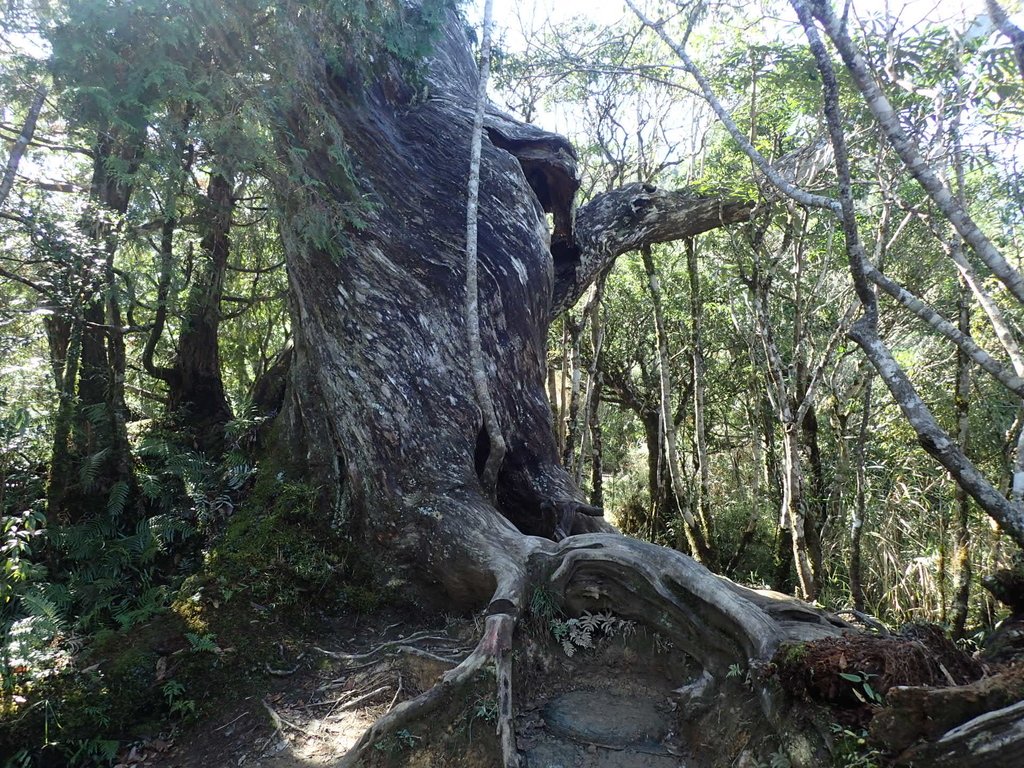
[337, 606, 521, 767]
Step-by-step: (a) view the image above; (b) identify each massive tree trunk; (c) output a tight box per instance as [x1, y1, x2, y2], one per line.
[270, 10, 848, 765]
[166, 171, 235, 453]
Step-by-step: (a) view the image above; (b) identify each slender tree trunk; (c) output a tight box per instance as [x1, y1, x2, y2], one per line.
[800, 403, 826, 581]
[759, 391, 792, 593]
[641, 245, 714, 565]
[556, 320, 568, 456]
[464, 0, 506, 498]
[561, 315, 584, 474]
[547, 363, 559, 442]
[45, 322, 82, 525]
[951, 273, 973, 637]
[781, 422, 818, 600]
[627, 405, 683, 547]
[726, 395, 763, 575]
[585, 278, 607, 507]
[103, 235, 133, 493]
[851, 379, 872, 612]
[47, 126, 141, 525]
[792, 223, 826, 592]
[687, 238, 713, 540]
[751, 275, 819, 599]
[0, 84, 47, 210]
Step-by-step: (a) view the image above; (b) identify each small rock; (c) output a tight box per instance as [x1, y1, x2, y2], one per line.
[542, 690, 670, 747]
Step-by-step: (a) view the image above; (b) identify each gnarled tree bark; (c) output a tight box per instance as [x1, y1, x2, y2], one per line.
[270, 9, 847, 765]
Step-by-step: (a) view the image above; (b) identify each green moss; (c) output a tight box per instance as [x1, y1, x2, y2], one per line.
[780, 642, 809, 664]
[196, 474, 382, 616]
[152, 472, 387, 713]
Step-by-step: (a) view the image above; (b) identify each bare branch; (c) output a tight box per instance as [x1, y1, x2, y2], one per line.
[0, 85, 47, 210]
[808, 0, 1024, 306]
[624, 0, 841, 213]
[987, 0, 1024, 81]
[792, 0, 1024, 548]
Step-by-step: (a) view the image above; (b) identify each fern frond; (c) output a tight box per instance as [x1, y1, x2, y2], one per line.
[39, 582, 73, 611]
[107, 481, 130, 519]
[81, 401, 110, 426]
[137, 436, 174, 459]
[139, 472, 163, 500]
[18, 588, 67, 635]
[78, 447, 111, 491]
[147, 514, 192, 546]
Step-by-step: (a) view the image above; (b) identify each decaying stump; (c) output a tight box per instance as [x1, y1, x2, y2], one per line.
[871, 666, 1024, 755]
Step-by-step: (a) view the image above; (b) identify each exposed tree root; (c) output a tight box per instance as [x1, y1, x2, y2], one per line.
[294, 685, 392, 713]
[871, 664, 1024, 755]
[394, 645, 468, 667]
[336, 527, 856, 766]
[494, 643, 518, 768]
[314, 631, 463, 663]
[544, 534, 848, 673]
[262, 699, 325, 742]
[902, 699, 1024, 767]
[337, 596, 525, 768]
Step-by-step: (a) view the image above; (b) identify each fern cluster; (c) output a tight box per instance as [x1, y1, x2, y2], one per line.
[550, 611, 637, 657]
[1, 419, 261, 763]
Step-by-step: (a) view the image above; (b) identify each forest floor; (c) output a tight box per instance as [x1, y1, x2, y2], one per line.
[99, 601, 1024, 768]
[117, 605, 757, 768]
[133, 609, 454, 768]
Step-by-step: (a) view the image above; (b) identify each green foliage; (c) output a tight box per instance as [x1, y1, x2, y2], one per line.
[373, 727, 421, 753]
[184, 632, 220, 654]
[528, 585, 559, 620]
[829, 724, 883, 768]
[0, 425, 229, 761]
[837, 671, 884, 706]
[1, 509, 46, 606]
[64, 737, 120, 766]
[162, 679, 197, 720]
[198, 473, 378, 614]
[549, 610, 636, 657]
[2, 660, 136, 765]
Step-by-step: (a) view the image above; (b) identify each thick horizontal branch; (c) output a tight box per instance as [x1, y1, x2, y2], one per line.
[553, 183, 752, 314]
